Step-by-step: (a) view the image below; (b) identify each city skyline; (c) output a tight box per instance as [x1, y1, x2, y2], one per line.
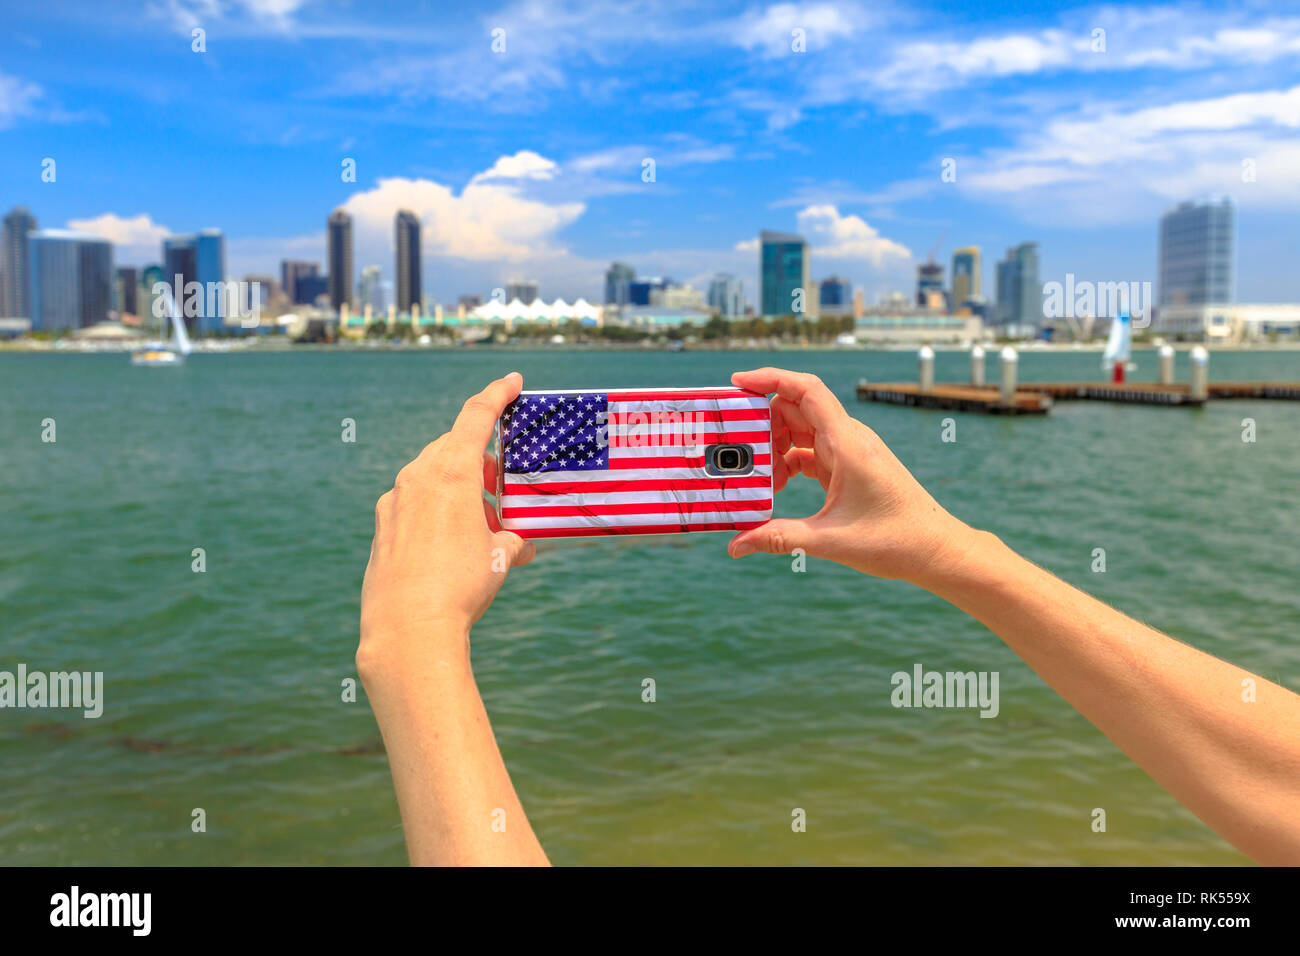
[2, 1, 1299, 306]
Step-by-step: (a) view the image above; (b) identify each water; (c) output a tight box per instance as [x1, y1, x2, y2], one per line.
[2, 347, 1297, 865]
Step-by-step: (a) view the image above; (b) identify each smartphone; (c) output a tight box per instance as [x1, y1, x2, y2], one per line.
[495, 386, 773, 540]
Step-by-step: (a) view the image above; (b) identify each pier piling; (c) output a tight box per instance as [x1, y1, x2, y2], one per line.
[918, 345, 935, 394]
[971, 345, 986, 387]
[999, 347, 1018, 405]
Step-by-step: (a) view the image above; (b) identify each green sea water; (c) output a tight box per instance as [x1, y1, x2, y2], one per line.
[1, 347, 1297, 866]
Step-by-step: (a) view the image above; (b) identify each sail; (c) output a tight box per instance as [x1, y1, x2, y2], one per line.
[1102, 309, 1130, 368]
[164, 287, 193, 355]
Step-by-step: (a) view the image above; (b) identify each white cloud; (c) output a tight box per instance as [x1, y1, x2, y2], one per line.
[0, 71, 44, 129]
[66, 213, 172, 262]
[342, 152, 585, 263]
[470, 151, 560, 184]
[730, 2, 870, 56]
[953, 85, 1300, 223]
[795, 204, 912, 266]
[150, 0, 309, 33]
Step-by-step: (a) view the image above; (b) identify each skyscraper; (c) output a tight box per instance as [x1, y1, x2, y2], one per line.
[141, 263, 165, 332]
[2, 206, 37, 318]
[162, 229, 226, 333]
[995, 242, 1041, 331]
[916, 262, 944, 308]
[951, 246, 981, 304]
[506, 280, 539, 305]
[395, 210, 421, 313]
[819, 275, 852, 317]
[28, 230, 113, 331]
[604, 262, 636, 307]
[760, 230, 812, 317]
[327, 209, 354, 311]
[1158, 198, 1235, 306]
[281, 260, 319, 305]
[115, 266, 139, 316]
[707, 273, 745, 317]
[358, 265, 384, 312]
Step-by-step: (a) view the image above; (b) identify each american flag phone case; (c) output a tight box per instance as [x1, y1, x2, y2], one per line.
[496, 386, 774, 540]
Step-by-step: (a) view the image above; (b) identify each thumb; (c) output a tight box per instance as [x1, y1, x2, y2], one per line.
[727, 519, 815, 559]
[493, 530, 537, 568]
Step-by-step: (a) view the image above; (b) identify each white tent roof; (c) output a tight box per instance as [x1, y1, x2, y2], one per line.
[467, 297, 602, 322]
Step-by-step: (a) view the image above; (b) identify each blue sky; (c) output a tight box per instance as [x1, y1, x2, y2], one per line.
[3, 0, 1299, 305]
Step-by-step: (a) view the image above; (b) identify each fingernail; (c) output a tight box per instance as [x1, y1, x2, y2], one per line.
[731, 541, 756, 558]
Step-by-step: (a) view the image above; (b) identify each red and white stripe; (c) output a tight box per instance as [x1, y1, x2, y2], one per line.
[500, 387, 773, 538]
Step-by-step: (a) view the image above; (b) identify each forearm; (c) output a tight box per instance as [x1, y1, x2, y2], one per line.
[919, 527, 1300, 865]
[359, 629, 549, 867]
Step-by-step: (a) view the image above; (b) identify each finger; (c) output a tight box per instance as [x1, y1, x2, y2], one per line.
[771, 395, 815, 439]
[482, 497, 503, 533]
[450, 372, 524, 453]
[373, 489, 392, 537]
[732, 368, 845, 435]
[771, 419, 792, 455]
[771, 445, 790, 493]
[483, 453, 500, 496]
[783, 447, 824, 484]
[493, 530, 536, 568]
[727, 518, 813, 559]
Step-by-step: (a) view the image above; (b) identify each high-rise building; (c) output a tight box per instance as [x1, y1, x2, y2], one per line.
[28, 230, 113, 331]
[162, 229, 226, 333]
[995, 242, 1042, 331]
[707, 273, 745, 317]
[358, 265, 384, 312]
[629, 277, 668, 306]
[951, 246, 981, 305]
[327, 209, 354, 311]
[760, 230, 812, 317]
[1158, 198, 1235, 306]
[140, 263, 165, 331]
[659, 284, 704, 310]
[395, 210, 422, 313]
[296, 274, 329, 306]
[115, 266, 139, 316]
[281, 260, 320, 305]
[916, 262, 945, 308]
[2, 206, 37, 318]
[241, 275, 275, 315]
[819, 275, 853, 317]
[604, 262, 636, 307]
[506, 280, 539, 305]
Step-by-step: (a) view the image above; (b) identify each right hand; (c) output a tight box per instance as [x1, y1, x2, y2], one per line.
[727, 367, 976, 584]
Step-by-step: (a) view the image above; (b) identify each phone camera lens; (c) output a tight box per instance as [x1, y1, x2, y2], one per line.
[717, 448, 741, 470]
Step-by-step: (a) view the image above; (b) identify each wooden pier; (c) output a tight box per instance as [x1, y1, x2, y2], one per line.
[856, 380, 1300, 413]
[855, 382, 1052, 415]
[1014, 382, 1203, 405]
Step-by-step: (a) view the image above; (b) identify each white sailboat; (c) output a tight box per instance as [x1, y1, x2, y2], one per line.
[131, 286, 192, 366]
[1101, 309, 1135, 382]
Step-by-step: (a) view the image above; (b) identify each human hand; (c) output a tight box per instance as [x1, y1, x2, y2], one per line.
[358, 372, 535, 677]
[727, 367, 976, 585]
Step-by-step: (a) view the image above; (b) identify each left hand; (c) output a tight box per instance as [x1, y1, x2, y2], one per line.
[358, 372, 535, 678]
